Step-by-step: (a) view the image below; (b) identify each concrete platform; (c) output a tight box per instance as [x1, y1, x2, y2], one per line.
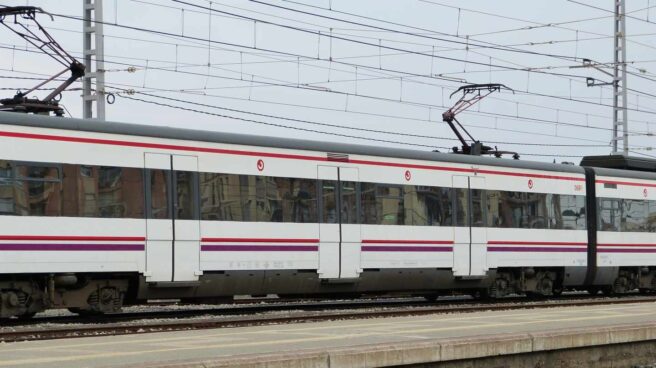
[1, 302, 656, 367]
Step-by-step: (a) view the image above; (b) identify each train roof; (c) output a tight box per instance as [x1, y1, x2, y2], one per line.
[0, 111, 597, 176]
[581, 155, 656, 172]
[580, 155, 656, 181]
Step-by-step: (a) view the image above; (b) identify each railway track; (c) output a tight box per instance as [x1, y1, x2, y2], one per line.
[1, 294, 655, 343]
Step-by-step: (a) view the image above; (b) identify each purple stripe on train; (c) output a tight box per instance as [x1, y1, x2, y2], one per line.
[201, 245, 318, 251]
[0, 243, 144, 251]
[598, 248, 656, 253]
[361, 246, 453, 252]
[487, 246, 586, 253]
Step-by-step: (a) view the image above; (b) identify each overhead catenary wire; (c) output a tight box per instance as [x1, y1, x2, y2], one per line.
[43, 10, 656, 118]
[112, 91, 588, 158]
[4, 3, 653, 157]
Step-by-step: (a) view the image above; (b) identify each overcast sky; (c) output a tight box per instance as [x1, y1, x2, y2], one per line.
[3, 0, 656, 162]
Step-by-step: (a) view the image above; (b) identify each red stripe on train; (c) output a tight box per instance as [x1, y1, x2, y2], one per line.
[487, 241, 586, 246]
[0, 235, 145, 241]
[362, 239, 454, 244]
[202, 238, 319, 243]
[0, 130, 586, 181]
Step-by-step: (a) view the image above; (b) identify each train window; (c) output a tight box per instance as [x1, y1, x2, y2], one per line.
[403, 186, 453, 226]
[199, 173, 317, 223]
[360, 182, 377, 224]
[598, 197, 656, 233]
[454, 188, 468, 227]
[15, 164, 60, 181]
[60, 165, 145, 219]
[488, 190, 586, 230]
[648, 201, 656, 232]
[340, 181, 358, 224]
[598, 198, 621, 231]
[360, 183, 405, 225]
[321, 180, 337, 223]
[426, 187, 453, 226]
[550, 194, 587, 230]
[0, 161, 62, 217]
[150, 169, 170, 219]
[96, 167, 144, 218]
[0, 160, 11, 179]
[623, 199, 648, 232]
[471, 189, 485, 227]
[175, 171, 197, 220]
[199, 173, 243, 221]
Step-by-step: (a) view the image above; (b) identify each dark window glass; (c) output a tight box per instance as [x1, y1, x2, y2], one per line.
[454, 188, 468, 227]
[200, 173, 317, 223]
[0, 161, 145, 219]
[471, 189, 485, 227]
[360, 183, 404, 225]
[598, 198, 621, 231]
[599, 198, 655, 233]
[321, 180, 337, 223]
[199, 172, 242, 221]
[360, 182, 377, 224]
[420, 186, 453, 226]
[378, 185, 404, 225]
[555, 194, 587, 230]
[648, 201, 656, 232]
[97, 167, 144, 218]
[16, 164, 60, 181]
[340, 181, 358, 224]
[487, 190, 586, 230]
[0, 162, 62, 217]
[150, 169, 170, 219]
[175, 171, 196, 220]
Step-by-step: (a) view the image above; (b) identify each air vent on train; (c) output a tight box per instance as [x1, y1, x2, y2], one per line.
[327, 153, 349, 162]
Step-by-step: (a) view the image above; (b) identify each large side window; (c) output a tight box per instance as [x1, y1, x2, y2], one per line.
[404, 186, 453, 226]
[598, 198, 653, 233]
[199, 173, 318, 223]
[97, 167, 144, 218]
[488, 190, 586, 230]
[63, 165, 144, 218]
[0, 160, 145, 219]
[0, 161, 62, 217]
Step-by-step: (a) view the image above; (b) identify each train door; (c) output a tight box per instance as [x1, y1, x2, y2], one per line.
[317, 166, 361, 279]
[144, 153, 201, 283]
[452, 175, 488, 277]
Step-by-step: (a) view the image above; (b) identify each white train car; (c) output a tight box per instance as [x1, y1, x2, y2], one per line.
[0, 111, 654, 318]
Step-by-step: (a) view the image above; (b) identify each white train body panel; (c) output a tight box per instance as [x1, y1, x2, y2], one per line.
[0, 217, 145, 274]
[0, 121, 594, 280]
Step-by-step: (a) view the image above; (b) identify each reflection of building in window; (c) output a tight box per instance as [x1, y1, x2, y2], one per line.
[597, 197, 656, 233]
[487, 190, 586, 230]
[199, 173, 318, 223]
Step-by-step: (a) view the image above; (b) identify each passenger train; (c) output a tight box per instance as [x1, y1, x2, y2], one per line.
[0, 111, 655, 318]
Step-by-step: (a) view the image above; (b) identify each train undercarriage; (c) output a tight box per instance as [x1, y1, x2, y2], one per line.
[3, 266, 656, 319]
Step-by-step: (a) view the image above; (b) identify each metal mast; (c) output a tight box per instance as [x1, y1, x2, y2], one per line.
[613, 0, 628, 155]
[82, 0, 106, 120]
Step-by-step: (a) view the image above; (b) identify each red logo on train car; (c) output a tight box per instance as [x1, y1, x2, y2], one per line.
[405, 170, 411, 181]
[644, 188, 649, 198]
[257, 159, 265, 171]
[528, 179, 534, 189]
